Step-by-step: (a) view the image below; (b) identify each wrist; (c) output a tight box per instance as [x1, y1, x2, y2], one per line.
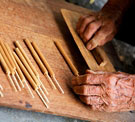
[101, 0, 132, 17]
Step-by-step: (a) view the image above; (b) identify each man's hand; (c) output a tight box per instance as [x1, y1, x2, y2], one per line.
[72, 70, 135, 112]
[76, 5, 123, 50]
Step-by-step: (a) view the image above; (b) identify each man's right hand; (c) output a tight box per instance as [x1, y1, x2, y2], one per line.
[76, 2, 123, 50]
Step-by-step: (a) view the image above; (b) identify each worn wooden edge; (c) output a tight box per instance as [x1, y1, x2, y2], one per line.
[0, 102, 92, 121]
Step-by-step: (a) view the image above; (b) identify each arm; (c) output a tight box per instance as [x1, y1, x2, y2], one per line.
[104, 0, 132, 12]
[77, 0, 133, 50]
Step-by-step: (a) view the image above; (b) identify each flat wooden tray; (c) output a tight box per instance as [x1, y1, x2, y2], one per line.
[0, 0, 135, 121]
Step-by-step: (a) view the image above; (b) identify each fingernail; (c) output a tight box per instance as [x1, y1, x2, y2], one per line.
[86, 44, 92, 50]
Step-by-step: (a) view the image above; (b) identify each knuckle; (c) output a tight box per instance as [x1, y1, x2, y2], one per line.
[80, 96, 90, 104]
[98, 39, 106, 46]
[84, 17, 90, 23]
[107, 74, 117, 85]
[101, 25, 114, 34]
[79, 16, 85, 21]
[100, 29, 106, 35]
[85, 97, 90, 104]
[95, 30, 104, 38]
[84, 74, 90, 84]
[82, 85, 88, 94]
[88, 23, 96, 29]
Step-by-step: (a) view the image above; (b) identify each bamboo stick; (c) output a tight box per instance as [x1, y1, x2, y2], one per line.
[12, 74, 21, 91]
[0, 46, 14, 74]
[5, 43, 24, 88]
[0, 53, 10, 75]
[0, 85, 3, 91]
[36, 89, 49, 108]
[7, 74, 17, 92]
[0, 91, 4, 97]
[0, 43, 21, 91]
[0, 47, 17, 92]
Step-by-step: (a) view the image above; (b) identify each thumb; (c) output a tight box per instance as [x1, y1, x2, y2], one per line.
[86, 39, 98, 50]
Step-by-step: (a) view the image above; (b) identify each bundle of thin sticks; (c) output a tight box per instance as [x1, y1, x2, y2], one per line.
[23, 39, 64, 94]
[13, 41, 49, 108]
[0, 39, 75, 108]
[0, 40, 35, 99]
[0, 40, 24, 92]
[0, 85, 3, 97]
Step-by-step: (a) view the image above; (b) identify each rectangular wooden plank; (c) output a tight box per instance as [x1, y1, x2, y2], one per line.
[0, 21, 134, 122]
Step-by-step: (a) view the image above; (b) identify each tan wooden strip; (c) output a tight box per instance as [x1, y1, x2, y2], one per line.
[54, 41, 79, 76]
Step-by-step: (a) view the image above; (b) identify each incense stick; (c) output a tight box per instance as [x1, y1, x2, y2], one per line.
[0, 47, 17, 92]
[15, 41, 49, 93]
[5, 43, 24, 88]
[32, 41, 64, 94]
[13, 52, 48, 108]
[24, 39, 56, 89]
[14, 41, 39, 78]
[54, 41, 79, 76]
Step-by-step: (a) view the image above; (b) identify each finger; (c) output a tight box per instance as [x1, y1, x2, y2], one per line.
[73, 85, 102, 96]
[79, 16, 96, 36]
[83, 20, 102, 42]
[86, 38, 98, 50]
[86, 26, 113, 50]
[80, 96, 104, 105]
[72, 74, 104, 86]
[76, 15, 89, 32]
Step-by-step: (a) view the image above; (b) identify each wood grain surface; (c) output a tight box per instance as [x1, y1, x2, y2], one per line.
[0, 0, 135, 121]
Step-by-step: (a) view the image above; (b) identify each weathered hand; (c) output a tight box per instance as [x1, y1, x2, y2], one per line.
[72, 70, 135, 112]
[76, 6, 122, 50]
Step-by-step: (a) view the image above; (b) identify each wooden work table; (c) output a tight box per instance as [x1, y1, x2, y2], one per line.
[0, 0, 135, 121]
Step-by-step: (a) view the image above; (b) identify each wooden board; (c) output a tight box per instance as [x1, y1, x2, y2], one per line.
[0, 0, 135, 122]
[61, 9, 115, 72]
